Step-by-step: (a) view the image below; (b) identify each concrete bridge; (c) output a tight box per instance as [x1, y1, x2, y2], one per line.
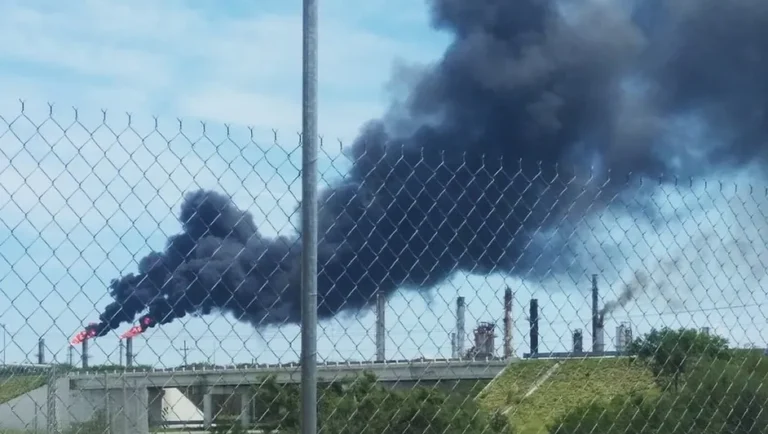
[5, 359, 510, 434]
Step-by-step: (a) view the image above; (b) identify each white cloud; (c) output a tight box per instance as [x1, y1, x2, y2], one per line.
[0, 0, 454, 366]
[0, 0, 446, 139]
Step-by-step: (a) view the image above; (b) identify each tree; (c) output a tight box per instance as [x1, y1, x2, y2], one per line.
[550, 330, 768, 434]
[251, 372, 514, 434]
[627, 327, 730, 390]
[251, 375, 301, 430]
[550, 357, 768, 434]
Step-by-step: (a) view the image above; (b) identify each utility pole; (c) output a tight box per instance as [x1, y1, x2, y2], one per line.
[183, 340, 188, 365]
[68, 346, 74, 366]
[119, 340, 124, 366]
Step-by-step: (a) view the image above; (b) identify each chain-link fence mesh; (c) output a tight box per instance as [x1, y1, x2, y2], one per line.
[0, 102, 766, 434]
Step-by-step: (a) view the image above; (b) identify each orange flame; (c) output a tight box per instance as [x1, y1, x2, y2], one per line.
[70, 330, 88, 345]
[120, 325, 144, 339]
[70, 323, 98, 345]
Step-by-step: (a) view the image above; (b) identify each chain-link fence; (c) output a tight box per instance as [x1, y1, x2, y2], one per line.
[0, 103, 766, 434]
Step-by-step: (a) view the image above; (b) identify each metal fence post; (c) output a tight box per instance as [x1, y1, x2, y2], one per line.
[104, 372, 111, 434]
[46, 363, 58, 434]
[301, 0, 319, 433]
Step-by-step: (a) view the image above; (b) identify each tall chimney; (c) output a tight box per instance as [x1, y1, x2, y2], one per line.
[37, 338, 45, 364]
[126, 336, 134, 367]
[503, 288, 513, 359]
[591, 274, 604, 353]
[594, 326, 605, 353]
[375, 293, 386, 361]
[572, 329, 583, 353]
[81, 337, 89, 369]
[456, 297, 466, 357]
[529, 299, 539, 355]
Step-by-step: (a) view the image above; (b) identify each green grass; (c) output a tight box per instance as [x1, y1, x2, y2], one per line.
[0, 375, 46, 404]
[477, 358, 658, 434]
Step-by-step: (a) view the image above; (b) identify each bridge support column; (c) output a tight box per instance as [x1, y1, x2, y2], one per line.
[203, 389, 213, 430]
[68, 385, 149, 434]
[239, 390, 251, 428]
[147, 388, 164, 428]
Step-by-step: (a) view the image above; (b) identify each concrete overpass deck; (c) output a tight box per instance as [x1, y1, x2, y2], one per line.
[68, 358, 511, 390]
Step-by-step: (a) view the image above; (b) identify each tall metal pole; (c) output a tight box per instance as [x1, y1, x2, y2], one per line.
[1, 324, 5, 365]
[591, 274, 601, 353]
[503, 288, 513, 359]
[456, 297, 466, 357]
[375, 293, 386, 361]
[126, 337, 133, 367]
[82, 337, 89, 369]
[37, 338, 45, 365]
[301, 0, 319, 433]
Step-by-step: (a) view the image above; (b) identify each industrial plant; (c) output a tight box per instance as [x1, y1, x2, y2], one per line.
[423, 274, 652, 361]
[43, 272, 731, 369]
[372, 274, 643, 362]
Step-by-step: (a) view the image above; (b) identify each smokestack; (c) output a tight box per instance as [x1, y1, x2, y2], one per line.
[572, 329, 583, 353]
[594, 328, 604, 353]
[37, 338, 45, 365]
[529, 299, 539, 355]
[456, 297, 466, 357]
[591, 274, 604, 353]
[81, 337, 89, 368]
[503, 288, 513, 359]
[126, 337, 134, 367]
[616, 322, 632, 353]
[375, 293, 386, 361]
[451, 332, 457, 358]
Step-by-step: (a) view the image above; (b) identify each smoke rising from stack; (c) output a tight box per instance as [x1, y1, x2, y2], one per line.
[597, 232, 715, 324]
[81, 0, 768, 337]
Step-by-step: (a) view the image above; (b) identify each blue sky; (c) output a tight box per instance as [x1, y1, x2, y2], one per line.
[0, 0, 766, 368]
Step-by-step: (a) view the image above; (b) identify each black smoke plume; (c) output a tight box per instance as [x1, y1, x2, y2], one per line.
[83, 0, 768, 337]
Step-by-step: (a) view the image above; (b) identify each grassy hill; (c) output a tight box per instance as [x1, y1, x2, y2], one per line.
[0, 375, 46, 404]
[477, 357, 658, 434]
